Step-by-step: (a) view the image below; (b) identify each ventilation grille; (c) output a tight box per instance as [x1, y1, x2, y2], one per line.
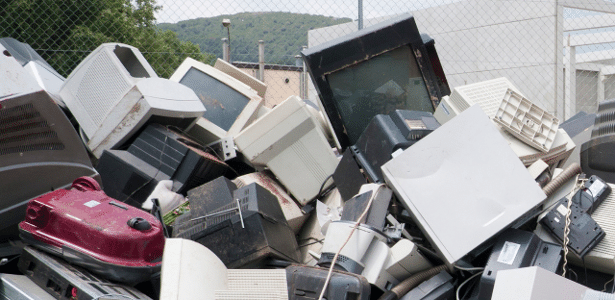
[592, 100, 615, 139]
[0, 103, 64, 156]
[449, 78, 518, 118]
[227, 270, 288, 291]
[75, 50, 131, 127]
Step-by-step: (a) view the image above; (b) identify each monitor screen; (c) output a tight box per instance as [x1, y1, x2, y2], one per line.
[180, 67, 251, 132]
[326, 46, 432, 144]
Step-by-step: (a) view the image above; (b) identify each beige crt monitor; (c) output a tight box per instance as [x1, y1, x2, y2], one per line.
[234, 96, 339, 205]
[59, 43, 205, 158]
[171, 57, 264, 144]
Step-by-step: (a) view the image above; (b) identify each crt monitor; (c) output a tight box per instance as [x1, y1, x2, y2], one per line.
[301, 13, 449, 150]
[59, 43, 206, 158]
[170, 57, 264, 144]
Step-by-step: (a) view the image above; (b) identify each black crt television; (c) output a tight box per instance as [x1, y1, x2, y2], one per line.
[301, 13, 450, 150]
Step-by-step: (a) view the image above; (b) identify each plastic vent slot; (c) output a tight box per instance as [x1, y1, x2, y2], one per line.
[0, 103, 64, 156]
[494, 89, 559, 153]
[75, 50, 131, 127]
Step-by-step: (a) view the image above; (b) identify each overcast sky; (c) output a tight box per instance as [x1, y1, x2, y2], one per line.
[153, 0, 463, 24]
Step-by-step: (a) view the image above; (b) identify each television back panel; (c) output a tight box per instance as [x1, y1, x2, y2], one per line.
[0, 46, 98, 236]
[235, 96, 339, 205]
[233, 172, 308, 233]
[59, 43, 158, 137]
[434, 77, 522, 124]
[381, 105, 546, 266]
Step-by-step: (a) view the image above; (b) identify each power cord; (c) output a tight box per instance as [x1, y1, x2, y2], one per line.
[317, 184, 384, 300]
[562, 175, 587, 277]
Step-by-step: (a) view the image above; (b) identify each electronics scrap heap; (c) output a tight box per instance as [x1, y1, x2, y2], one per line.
[2, 12, 615, 300]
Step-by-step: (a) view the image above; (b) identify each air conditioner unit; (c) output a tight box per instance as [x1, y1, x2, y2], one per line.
[433, 77, 522, 124]
[59, 43, 205, 157]
[170, 57, 264, 144]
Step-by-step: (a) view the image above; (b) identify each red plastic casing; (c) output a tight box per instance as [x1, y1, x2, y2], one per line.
[18, 177, 165, 274]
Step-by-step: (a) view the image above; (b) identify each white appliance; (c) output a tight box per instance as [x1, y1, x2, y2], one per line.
[433, 77, 523, 124]
[59, 43, 205, 157]
[160, 238, 288, 300]
[382, 105, 546, 268]
[234, 95, 339, 205]
[171, 57, 264, 144]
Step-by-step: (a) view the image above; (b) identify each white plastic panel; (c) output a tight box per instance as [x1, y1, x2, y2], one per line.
[382, 105, 546, 266]
[235, 96, 338, 204]
[494, 89, 559, 153]
[447, 77, 523, 121]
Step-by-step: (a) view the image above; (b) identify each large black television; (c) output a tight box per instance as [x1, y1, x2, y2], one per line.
[302, 13, 449, 149]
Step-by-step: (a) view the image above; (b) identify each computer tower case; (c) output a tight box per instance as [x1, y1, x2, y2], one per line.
[18, 247, 152, 300]
[476, 229, 562, 300]
[286, 265, 371, 300]
[0, 46, 98, 240]
[18, 177, 165, 284]
[173, 181, 300, 268]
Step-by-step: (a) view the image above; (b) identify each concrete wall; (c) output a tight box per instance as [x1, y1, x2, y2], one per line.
[238, 67, 301, 107]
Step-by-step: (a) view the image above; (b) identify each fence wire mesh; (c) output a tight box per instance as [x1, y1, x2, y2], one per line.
[2, 0, 615, 118]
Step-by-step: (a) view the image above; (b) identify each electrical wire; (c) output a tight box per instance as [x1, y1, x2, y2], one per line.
[453, 265, 485, 272]
[562, 175, 587, 277]
[456, 271, 483, 300]
[603, 277, 614, 292]
[317, 184, 384, 300]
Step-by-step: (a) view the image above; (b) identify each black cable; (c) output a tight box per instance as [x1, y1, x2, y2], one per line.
[314, 174, 335, 201]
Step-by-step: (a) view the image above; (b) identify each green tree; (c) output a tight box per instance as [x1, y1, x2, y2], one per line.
[0, 0, 213, 78]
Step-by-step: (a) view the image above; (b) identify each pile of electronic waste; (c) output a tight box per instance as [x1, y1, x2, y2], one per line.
[2, 13, 615, 300]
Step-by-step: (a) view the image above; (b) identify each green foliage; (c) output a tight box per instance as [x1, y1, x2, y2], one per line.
[0, 0, 213, 78]
[158, 12, 351, 65]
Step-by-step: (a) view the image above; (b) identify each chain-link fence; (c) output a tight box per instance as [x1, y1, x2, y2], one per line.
[3, 0, 615, 119]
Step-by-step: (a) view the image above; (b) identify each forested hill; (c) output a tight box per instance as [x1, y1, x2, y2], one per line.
[158, 12, 351, 65]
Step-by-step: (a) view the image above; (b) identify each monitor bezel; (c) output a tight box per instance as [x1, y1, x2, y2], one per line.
[170, 57, 263, 143]
[302, 13, 447, 150]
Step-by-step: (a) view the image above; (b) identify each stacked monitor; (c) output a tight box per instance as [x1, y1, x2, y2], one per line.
[170, 57, 264, 144]
[59, 43, 206, 157]
[234, 96, 339, 204]
[302, 13, 450, 150]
